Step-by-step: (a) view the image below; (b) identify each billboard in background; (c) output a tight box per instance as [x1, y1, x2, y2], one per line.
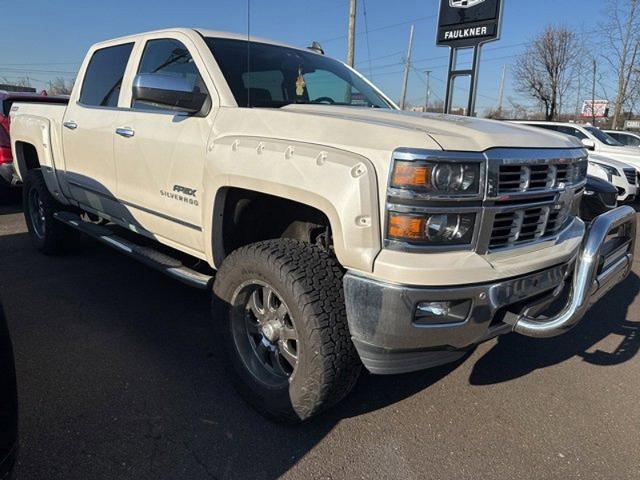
[437, 0, 503, 47]
[581, 100, 609, 118]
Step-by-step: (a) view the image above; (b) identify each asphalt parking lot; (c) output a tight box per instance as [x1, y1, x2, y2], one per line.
[1, 196, 639, 480]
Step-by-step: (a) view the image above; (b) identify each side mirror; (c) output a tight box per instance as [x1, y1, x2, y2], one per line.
[582, 138, 596, 151]
[132, 73, 208, 114]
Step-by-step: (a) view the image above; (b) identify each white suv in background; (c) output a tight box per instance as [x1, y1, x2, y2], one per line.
[517, 121, 640, 171]
[514, 121, 638, 202]
[603, 130, 640, 147]
[588, 153, 638, 202]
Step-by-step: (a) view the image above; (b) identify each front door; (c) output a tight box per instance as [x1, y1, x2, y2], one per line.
[114, 36, 214, 254]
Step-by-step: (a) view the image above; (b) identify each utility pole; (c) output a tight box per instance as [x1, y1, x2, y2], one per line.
[592, 58, 597, 126]
[347, 0, 357, 67]
[496, 64, 506, 117]
[424, 70, 432, 112]
[399, 24, 415, 111]
[574, 64, 582, 121]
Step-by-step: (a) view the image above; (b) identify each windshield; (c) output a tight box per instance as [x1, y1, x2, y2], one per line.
[205, 38, 392, 109]
[584, 126, 624, 146]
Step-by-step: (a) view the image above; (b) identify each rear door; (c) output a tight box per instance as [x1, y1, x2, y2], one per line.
[113, 33, 216, 253]
[62, 42, 135, 215]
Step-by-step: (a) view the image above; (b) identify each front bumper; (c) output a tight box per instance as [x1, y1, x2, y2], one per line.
[344, 207, 637, 374]
[612, 176, 637, 202]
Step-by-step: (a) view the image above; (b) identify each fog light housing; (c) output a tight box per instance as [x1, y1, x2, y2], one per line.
[414, 299, 472, 325]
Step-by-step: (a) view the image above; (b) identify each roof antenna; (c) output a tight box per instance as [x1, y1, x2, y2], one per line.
[307, 41, 325, 55]
[246, 0, 251, 108]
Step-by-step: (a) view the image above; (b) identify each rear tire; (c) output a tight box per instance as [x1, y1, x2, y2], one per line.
[212, 239, 361, 422]
[22, 169, 80, 254]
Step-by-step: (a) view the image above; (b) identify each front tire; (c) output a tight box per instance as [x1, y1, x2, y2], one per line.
[22, 169, 80, 254]
[212, 239, 361, 422]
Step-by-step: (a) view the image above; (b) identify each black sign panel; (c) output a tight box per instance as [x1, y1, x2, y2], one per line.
[437, 0, 502, 47]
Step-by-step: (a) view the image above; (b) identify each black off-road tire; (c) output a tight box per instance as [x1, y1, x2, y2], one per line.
[212, 239, 362, 422]
[22, 169, 80, 254]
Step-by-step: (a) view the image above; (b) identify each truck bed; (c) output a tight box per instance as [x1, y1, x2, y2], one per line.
[2, 94, 67, 117]
[10, 102, 67, 124]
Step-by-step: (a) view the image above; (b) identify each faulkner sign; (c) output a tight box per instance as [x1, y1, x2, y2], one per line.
[437, 0, 503, 47]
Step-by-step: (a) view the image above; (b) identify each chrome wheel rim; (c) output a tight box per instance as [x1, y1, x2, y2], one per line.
[231, 280, 298, 386]
[28, 188, 46, 239]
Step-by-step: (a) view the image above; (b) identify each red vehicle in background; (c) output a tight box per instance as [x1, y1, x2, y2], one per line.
[0, 91, 67, 195]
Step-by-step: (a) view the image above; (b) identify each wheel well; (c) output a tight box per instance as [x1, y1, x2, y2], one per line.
[15, 142, 40, 173]
[214, 188, 333, 265]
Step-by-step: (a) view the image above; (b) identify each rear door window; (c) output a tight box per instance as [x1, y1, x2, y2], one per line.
[80, 43, 134, 107]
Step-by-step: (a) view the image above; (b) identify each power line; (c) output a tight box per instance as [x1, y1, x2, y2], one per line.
[320, 14, 436, 43]
[0, 61, 80, 67]
[0, 67, 77, 75]
[355, 50, 404, 66]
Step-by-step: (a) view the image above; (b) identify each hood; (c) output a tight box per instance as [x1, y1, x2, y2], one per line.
[280, 105, 582, 152]
[593, 146, 640, 170]
[589, 153, 636, 170]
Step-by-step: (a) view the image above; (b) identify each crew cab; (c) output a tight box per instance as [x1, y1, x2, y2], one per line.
[9, 29, 637, 421]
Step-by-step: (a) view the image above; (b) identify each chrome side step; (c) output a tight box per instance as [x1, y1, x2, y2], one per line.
[54, 211, 213, 290]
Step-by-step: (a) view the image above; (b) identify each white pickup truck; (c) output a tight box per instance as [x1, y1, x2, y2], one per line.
[9, 28, 637, 421]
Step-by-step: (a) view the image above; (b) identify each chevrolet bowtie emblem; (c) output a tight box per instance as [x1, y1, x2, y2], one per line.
[449, 0, 486, 8]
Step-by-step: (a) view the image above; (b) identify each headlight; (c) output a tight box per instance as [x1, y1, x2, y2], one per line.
[388, 211, 476, 245]
[391, 160, 481, 195]
[591, 162, 619, 181]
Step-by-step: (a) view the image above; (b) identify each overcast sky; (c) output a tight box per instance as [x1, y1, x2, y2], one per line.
[0, 0, 616, 114]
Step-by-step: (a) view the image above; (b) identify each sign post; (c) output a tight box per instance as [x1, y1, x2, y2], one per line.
[437, 0, 503, 116]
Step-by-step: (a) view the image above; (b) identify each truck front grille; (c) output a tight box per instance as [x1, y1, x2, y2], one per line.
[489, 204, 571, 250]
[497, 161, 587, 194]
[623, 168, 637, 185]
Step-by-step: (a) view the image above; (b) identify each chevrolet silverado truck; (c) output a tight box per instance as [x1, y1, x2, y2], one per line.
[9, 28, 637, 422]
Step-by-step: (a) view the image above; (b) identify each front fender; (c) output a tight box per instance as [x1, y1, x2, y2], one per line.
[203, 136, 381, 273]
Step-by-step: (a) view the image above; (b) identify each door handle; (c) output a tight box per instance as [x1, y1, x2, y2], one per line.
[115, 127, 135, 138]
[63, 121, 78, 130]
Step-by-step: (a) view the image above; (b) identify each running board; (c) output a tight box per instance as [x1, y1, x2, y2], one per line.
[54, 212, 213, 290]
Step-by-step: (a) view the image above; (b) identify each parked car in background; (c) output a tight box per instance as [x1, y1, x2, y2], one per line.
[515, 121, 640, 174]
[588, 153, 638, 203]
[0, 302, 18, 480]
[581, 175, 618, 222]
[603, 129, 640, 147]
[1, 91, 67, 195]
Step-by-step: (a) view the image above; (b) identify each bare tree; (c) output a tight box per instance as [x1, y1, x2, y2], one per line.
[48, 77, 74, 95]
[513, 26, 583, 121]
[601, 0, 640, 128]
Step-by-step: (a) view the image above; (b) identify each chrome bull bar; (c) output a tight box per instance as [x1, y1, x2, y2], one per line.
[512, 206, 637, 338]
